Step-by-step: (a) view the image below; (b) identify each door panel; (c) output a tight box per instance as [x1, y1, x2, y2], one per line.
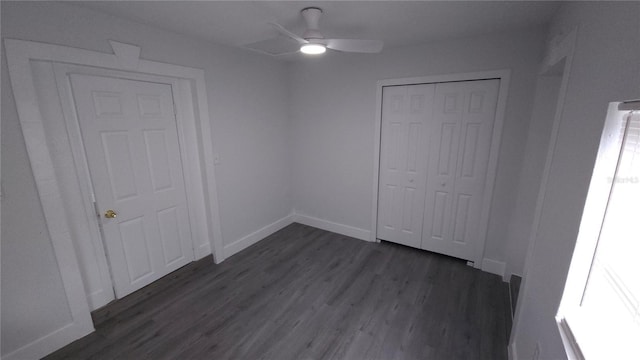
[422, 84, 462, 255]
[460, 123, 481, 178]
[101, 131, 138, 200]
[452, 194, 471, 244]
[144, 130, 174, 192]
[377, 84, 435, 248]
[421, 79, 500, 260]
[431, 191, 449, 240]
[157, 206, 184, 264]
[70, 74, 194, 298]
[437, 123, 457, 175]
[119, 216, 153, 282]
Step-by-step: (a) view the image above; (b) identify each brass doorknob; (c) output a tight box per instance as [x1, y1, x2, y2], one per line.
[104, 210, 117, 219]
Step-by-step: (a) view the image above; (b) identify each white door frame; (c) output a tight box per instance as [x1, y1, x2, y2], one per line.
[508, 28, 578, 359]
[53, 63, 203, 307]
[4, 38, 225, 360]
[370, 70, 511, 269]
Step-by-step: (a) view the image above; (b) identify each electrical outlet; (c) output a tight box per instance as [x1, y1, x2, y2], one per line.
[532, 342, 541, 360]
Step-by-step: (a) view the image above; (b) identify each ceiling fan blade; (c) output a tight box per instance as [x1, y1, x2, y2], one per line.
[325, 39, 384, 53]
[269, 22, 308, 45]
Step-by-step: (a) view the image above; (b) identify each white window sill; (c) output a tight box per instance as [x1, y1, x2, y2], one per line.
[556, 316, 584, 360]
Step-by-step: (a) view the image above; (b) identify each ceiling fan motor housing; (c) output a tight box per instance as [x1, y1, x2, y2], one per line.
[265, 6, 383, 55]
[301, 7, 324, 40]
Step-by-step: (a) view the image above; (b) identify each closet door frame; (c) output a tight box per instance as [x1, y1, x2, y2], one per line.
[371, 70, 511, 270]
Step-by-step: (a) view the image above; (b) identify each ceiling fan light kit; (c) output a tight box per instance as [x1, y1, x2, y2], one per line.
[263, 6, 384, 57]
[300, 43, 326, 55]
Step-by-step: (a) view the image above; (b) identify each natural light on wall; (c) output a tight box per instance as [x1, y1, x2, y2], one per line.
[558, 101, 640, 360]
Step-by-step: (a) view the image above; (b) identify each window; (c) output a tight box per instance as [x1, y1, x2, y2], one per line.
[558, 101, 640, 360]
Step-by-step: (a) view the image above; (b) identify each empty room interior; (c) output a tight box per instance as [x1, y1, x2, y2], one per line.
[2, 1, 639, 359]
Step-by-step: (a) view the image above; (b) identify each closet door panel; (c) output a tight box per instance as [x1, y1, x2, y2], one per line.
[449, 79, 500, 260]
[421, 83, 462, 255]
[421, 79, 499, 261]
[377, 84, 435, 248]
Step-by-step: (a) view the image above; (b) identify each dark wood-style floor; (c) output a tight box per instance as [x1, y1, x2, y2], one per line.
[45, 223, 510, 360]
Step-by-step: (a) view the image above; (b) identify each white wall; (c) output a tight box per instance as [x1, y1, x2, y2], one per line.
[289, 28, 546, 270]
[505, 74, 562, 278]
[7, 2, 637, 359]
[511, 2, 640, 359]
[1, 59, 74, 354]
[1, 1, 291, 356]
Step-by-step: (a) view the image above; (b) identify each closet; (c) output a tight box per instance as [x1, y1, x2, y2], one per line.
[377, 79, 500, 261]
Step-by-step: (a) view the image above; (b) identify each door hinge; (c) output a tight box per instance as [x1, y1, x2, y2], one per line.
[92, 197, 101, 219]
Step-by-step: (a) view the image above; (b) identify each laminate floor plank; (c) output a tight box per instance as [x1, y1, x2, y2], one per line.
[44, 223, 510, 360]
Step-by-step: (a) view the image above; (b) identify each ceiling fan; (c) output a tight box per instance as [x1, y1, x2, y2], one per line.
[247, 7, 383, 56]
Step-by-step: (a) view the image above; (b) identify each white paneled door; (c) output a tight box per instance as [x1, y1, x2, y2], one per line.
[378, 79, 499, 262]
[377, 84, 435, 248]
[70, 74, 194, 298]
[422, 79, 499, 260]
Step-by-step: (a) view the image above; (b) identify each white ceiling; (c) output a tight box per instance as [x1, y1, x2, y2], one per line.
[76, 1, 560, 55]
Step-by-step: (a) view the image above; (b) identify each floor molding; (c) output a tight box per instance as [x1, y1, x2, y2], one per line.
[223, 213, 295, 258]
[4, 322, 92, 360]
[195, 241, 212, 260]
[482, 258, 507, 280]
[292, 213, 371, 241]
[508, 274, 523, 317]
[508, 341, 518, 360]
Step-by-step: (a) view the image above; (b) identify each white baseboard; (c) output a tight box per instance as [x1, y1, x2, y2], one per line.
[223, 213, 295, 258]
[292, 213, 371, 241]
[481, 258, 507, 280]
[508, 341, 518, 360]
[507, 272, 523, 284]
[503, 266, 524, 283]
[3, 321, 93, 360]
[87, 288, 112, 311]
[195, 240, 212, 260]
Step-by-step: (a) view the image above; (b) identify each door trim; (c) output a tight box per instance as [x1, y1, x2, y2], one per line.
[371, 70, 511, 269]
[54, 64, 203, 306]
[4, 38, 225, 360]
[509, 28, 578, 354]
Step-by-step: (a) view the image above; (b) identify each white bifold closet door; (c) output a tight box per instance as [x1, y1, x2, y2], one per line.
[377, 84, 435, 248]
[377, 79, 499, 261]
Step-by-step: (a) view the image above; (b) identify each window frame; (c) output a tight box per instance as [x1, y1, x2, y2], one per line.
[557, 101, 640, 360]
